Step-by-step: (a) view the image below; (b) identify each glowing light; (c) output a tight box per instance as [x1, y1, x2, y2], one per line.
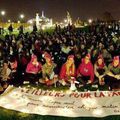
[20, 14, 25, 19]
[1, 11, 5, 16]
[64, 19, 67, 23]
[42, 26, 45, 30]
[88, 19, 92, 24]
[28, 20, 33, 24]
[8, 19, 11, 23]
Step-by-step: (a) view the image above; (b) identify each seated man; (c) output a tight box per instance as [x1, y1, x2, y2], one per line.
[0, 61, 11, 92]
[59, 55, 76, 86]
[26, 54, 42, 84]
[77, 54, 94, 86]
[105, 56, 120, 90]
[94, 55, 108, 85]
[40, 52, 58, 86]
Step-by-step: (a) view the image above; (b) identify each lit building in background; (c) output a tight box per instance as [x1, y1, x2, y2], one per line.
[66, 11, 72, 25]
[28, 11, 53, 30]
[74, 17, 84, 28]
[63, 11, 72, 26]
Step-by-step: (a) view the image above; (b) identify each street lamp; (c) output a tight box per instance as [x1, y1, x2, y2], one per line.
[20, 14, 25, 19]
[1, 11, 6, 16]
[0, 10, 6, 23]
[19, 14, 25, 24]
[8, 19, 11, 23]
[18, 21, 20, 24]
[88, 19, 92, 24]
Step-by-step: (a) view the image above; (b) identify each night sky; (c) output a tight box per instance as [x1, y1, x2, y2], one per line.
[0, 0, 120, 22]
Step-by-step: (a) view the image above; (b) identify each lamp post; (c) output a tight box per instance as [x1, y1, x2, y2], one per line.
[1, 11, 5, 16]
[20, 14, 25, 19]
[8, 19, 11, 23]
[88, 19, 93, 24]
[19, 14, 25, 30]
[19, 14, 25, 23]
[0, 10, 6, 23]
[0, 10, 6, 31]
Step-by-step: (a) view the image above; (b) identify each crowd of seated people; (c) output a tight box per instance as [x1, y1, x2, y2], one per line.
[0, 23, 120, 93]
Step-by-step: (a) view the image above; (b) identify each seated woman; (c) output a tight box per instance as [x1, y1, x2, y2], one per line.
[94, 55, 108, 85]
[105, 56, 120, 90]
[26, 54, 42, 84]
[77, 54, 94, 86]
[59, 55, 76, 86]
[9, 56, 18, 85]
[0, 61, 11, 92]
[40, 52, 58, 86]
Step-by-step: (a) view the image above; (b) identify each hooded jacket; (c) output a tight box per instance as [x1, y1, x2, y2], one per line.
[59, 63, 76, 80]
[26, 55, 42, 74]
[77, 58, 94, 82]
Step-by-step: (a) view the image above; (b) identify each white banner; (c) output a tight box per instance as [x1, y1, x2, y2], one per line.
[0, 86, 120, 117]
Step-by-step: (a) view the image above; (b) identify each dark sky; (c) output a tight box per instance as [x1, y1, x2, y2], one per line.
[0, 0, 120, 22]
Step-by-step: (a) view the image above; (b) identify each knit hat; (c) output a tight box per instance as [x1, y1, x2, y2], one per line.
[85, 53, 91, 59]
[113, 56, 119, 61]
[44, 52, 52, 60]
[98, 54, 103, 60]
[31, 54, 37, 62]
[68, 55, 74, 59]
[97, 54, 105, 68]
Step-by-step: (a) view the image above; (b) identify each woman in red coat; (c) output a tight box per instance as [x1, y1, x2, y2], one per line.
[59, 55, 76, 85]
[26, 54, 42, 84]
[77, 54, 94, 85]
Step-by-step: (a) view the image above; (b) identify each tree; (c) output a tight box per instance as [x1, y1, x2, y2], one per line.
[102, 12, 114, 22]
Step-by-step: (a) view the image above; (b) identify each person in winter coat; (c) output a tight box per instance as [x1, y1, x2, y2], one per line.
[0, 61, 11, 92]
[105, 56, 120, 90]
[26, 54, 42, 84]
[94, 54, 108, 85]
[77, 54, 94, 85]
[40, 52, 58, 86]
[9, 56, 18, 85]
[59, 55, 76, 85]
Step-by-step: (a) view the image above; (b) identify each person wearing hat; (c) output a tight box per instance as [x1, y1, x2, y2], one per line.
[105, 56, 120, 90]
[94, 54, 108, 85]
[59, 55, 76, 86]
[77, 53, 94, 86]
[40, 52, 58, 86]
[26, 54, 42, 84]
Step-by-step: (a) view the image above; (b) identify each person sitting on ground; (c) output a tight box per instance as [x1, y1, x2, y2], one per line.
[26, 54, 42, 84]
[94, 54, 108, 85]
[9, 56, 18, 85]
[105, 56, 120, 90]
[0, 61, 11, 92]
[77, 54, 94, 86]
[59, 55, 76, 86]
[40, 52, 58, 86]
